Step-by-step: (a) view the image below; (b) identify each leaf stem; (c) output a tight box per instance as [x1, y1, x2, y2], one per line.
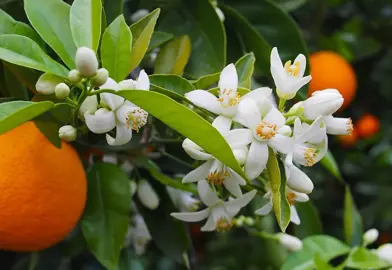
[278, 98, 286, 111]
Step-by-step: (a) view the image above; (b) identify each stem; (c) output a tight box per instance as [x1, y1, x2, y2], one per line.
[159, 149, 195, 169]
[88, 88, 114, 96]
[66, 97, 78, 107]
[278, 98, 286, 111]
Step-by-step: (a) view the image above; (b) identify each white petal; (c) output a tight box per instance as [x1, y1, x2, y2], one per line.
[242, 87, 272, 105]
[232, 146, 249, 166]
[182, 139, 212, 160]
[171, 208, 210, 222]
[106, 124, 133, 146]
[294, 53, 307, 78]
[290, 206, 300, 225]
[136, 69, 150, 90]
[294, 192, 309, 202]
[303, 89, 343, 120]
[79, 95, 98, 120]
[278, 125, 292, 136]
[185, 90, 221, 114]
[245, 141, 268, 179]
[268, 134, 292, 154]
[100, 92, 125, 111]
[118, 79, 136, 90]
[270, 47, 284, 71]
[212, 115, 232, 135]
[229, 169, 246, 185]
[290, 75, 312, 95]
[182, 160, 212, 183]
[85, 108, 116, 134]
[198, 180, 220, 207]
[324, 116, 353, 135]
[115, 103, 137, 124]
[219, 63, 238, 93]
[297, 117, 324, 143]
[237, 99, 261, 131]
[263, 108, 286, 128]
[225, 128, 253, 148]
[255, 201, 273, 215]
[223, 177, 242, 197]
[225, 190, 257, 216]
[271, 65, 288, 95]
[200, 214, 217, 231]
[286, 165, 314, 194]
[293, 118, 303, 138]
[100, 77, 119, 90]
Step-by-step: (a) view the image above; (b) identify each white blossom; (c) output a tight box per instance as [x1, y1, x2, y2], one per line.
[363, 228, 379, 245]
[137, 179, 159, 210]
[278, 233, 303, 251]
[376, 244, 392, 264]
[75, 47, 98, 77]
[167, 187, 200, 212]
[126, 214, 152, 256]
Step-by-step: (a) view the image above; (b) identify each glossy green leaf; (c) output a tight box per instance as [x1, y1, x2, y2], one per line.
[313, 254, 335, 270]
[70, 0, 102, 51]
[346, 247, 391, 269]
[236, 52, 256, 88]
[3, 62, 40, 93]
[155, 35, 191, 76]
[0, 100, 54, 134]
[3, 64, 29, 100]
[294, 201, 323, 238]
[116, 90, 247, 179]
[191, 73, 220, 90]
[344, 186, 363, 246]
[25, 0, 77, 69]
[101, 15, 132, 81]
[0, 9, 42, 45]
[267, 147, 291, 232]
[136, 179, 190, 262]
[320, 151, 343, 182]
[158, 0, 226, 78]
[282, 235, 350, 270]
[102, 0, 123, 24]
[0, 35, 69, 77]
[147, 167, 197, 194]
[148, 31, 174, 52]
[276, 0, 308, 12]
[82, 163, 131, 270]
[149, 74, 195, 96]
[129, 8, 160, 71]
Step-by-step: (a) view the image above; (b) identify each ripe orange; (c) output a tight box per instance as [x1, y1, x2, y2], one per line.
[309, 51, 357, 109]
[356, 113, 380, 138]
[0, 122, 87, 251]
[338, 129, 359, 148]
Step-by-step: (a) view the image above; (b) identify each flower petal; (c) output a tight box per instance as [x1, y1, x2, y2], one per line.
[245, 141, 268, 179]
[171, 208, 210, 222]
[136, 69, 150, 90]
[297, 117, 325, 143]
[263, 107, 286, 128]
[101, 77, 119, 90]
[219, 63, 238, 94]
[212, 115, 232, 135]
[225, 128, 253, 148]
[324, 116, 353, 135]
[85, 108, 116, 134]
[200, 214, 216, 231]
[255, 201, 273, 215]
[182, 139, 212, 160]
[232, 146, 249, 166]
[238, 98, 261, 130]
[106, 124, 133, 146]
[269, 134, 292, 154]
[294, 53, 307, 78]
[290, 206, 300, 225]
[182, 160, 213, 183]
[270, 47, 284, 71]
[242, 87, 272, 105]
[185, 90, 221, 114]
[229, 169, 246, 185]
[198, 180, 220, 206]
[100, 92, 125, 111]
[224, 190, 257, 216]
[286, 164, 314, 194]
[223, 177, 242, 197]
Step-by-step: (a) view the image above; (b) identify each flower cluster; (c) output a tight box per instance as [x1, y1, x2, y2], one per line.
[172, 47, 352, 233]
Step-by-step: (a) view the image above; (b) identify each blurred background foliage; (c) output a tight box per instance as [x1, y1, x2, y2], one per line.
[1, 0, 392, 269]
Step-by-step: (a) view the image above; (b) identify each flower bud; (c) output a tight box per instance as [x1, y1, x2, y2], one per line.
[130, 180, 137, 197]
[324, 115, 353, 135]
[278, 233, 303, 251]
[244, 217, 255, 226]
[54, 83, 70, 99]
[137, 179, 160, 210]
[363, 228, 379, 245]
[79, 95, 98, 120]
[303, 89, 343, 120]
[285, 164, 314, 194]
[36, 73, 63, 95]
[91, 68, 109, 87]
[75, 47, 98, 78]
[68, 69, 81, 84]
[376, 244, 392, 264]
[58, 125, 77, 142]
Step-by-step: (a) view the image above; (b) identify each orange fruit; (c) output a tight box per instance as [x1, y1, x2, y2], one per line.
[356, 113, 380, 138]
[0, 122, 87, 251]
[309, 51, 357, 109]
[338, 129, 359, 148]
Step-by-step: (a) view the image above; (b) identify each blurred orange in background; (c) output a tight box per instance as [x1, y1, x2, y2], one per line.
[356, 113, 380, 139]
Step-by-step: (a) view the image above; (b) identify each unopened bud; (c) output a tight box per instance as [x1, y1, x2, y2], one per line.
[79, 95, 98, 120]
[59, 125, 77, 142]
[75, 47, 98, 78]
[244, 217, 255, 226]
[278, 233, 303, 251]
[36, 73, 63, 95]
[68, 69, 82, 84]
[363, 228, 379, 246]
[303, 89, 343, 120]
[55, 83, 70, 99]
[91, 68, 109, 87]
[376, 244, 392, 264]
[137, 179, 159, 210]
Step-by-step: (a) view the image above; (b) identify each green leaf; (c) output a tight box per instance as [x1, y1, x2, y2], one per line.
[0, 35, 69, 77]
[0, 9, 42, 45]
[320, 151, 343, 182]
[25, 0, 77, 69]
[136, 180, 190, 262]
[148, 31, 174, 52]
[236, 52, 256, 88]
[149, 74, 195, 96]
[282, 235, 351, 270]
[0, 100, 54, 134]
[344, 186, 363, 246]
[70, 0, 102, 52]
[191, 73, 220, 90]
[116, 90, 247, 180]
[81, 163, 131, 270]
[129, 8, 160, 71]
[158, 0, 226, 78]
[3, 63, 29, 100]
[147, 167, 197, 194]
[313, 254, 335, 270]
[346, 247, 391, 269]
[154, 35, 191, 76]
[266, 147, 291, 232]
[3, 61, 40, 94]
[294, 201, 323, 238]
[101, 15, 132, 82]
[276, 0, 308, 12]
[102, 0, 124, 25]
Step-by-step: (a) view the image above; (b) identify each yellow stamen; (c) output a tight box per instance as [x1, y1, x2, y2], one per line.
[216, 217, 233, 232]
[255, 121, 277, 140]
[218, 89, 241, 108]
[287, 192, 297, 206]
[347, 118, 354, 135]
[126, 108, 148, 132]
[304, 148, 317, 166]
[207, 170, 228, 185]
[284, 60, 301, 77]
